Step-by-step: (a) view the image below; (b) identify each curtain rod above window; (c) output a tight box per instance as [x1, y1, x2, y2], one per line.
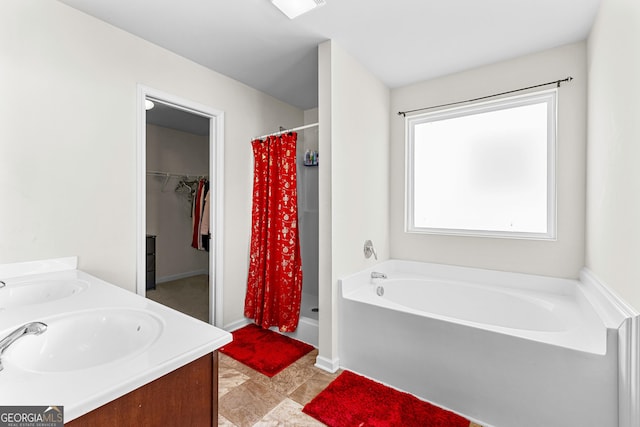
[397, 76, 573, 118]
[253, 122, 319, 141]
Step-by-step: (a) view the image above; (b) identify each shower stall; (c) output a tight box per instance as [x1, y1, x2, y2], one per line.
[290, 118, 319, 346]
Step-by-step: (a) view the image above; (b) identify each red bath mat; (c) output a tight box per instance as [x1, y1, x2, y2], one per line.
[303, 370, 470, 427]
[219, 323, 314, 377]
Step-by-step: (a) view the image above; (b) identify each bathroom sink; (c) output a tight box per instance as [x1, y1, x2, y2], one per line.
[3, 309, 163, 372]
[0, 280, 87, 309]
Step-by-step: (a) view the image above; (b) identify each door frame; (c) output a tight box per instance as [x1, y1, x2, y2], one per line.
[136, 84, 225, 327]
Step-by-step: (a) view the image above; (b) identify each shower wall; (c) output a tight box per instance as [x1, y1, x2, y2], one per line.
[298, 109, 319, 302]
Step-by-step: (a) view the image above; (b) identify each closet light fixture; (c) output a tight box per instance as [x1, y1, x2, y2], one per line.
[271, 0, 326, 19]
[145, 99, 155, 110]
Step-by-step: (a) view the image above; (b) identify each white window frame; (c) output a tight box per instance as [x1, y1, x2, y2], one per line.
[405, 89, 557, 240]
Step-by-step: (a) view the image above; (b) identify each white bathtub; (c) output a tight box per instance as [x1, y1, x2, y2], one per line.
[338, 260, 619, 427]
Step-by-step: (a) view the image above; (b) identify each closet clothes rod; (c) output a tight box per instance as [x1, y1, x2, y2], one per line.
[253, 122, 318, 141]
[147, 170, 208, 179]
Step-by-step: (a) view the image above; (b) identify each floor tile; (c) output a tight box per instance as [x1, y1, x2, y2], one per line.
[218, 380, 285, 427]
[254, 398, 324, 426]
[219, 366, 250, 397]
[217, 414, 236, 426]
[268, 358, 320, 396]
[289, 370, 340, 407]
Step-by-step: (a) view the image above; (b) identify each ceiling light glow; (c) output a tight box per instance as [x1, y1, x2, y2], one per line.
[271, 0, 326, 19]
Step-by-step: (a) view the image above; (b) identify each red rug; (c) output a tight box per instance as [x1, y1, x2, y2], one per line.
[219, 323, 314, 377]
[303, 371, 470, 427]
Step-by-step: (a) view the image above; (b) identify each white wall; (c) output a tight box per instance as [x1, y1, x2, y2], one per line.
[0, 0, 303, 327]
[146, 124, 208, 280]
[318, 41, 390, 367]
[587, 0, 640, 312]
[390, 42, 587, 278]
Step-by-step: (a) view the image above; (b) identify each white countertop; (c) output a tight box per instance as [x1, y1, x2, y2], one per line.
[0, 257, 232, 422]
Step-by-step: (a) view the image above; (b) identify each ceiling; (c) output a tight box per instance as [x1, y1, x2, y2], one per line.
[59, 0, 601, 111]
[146, 101, 210, 136]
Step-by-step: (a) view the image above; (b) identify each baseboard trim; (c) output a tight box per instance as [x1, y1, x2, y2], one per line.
[224, 318, 251, 332]
[580, 268, 639, 427]
[156, 269, 208, 284]
[315, 355, 340, 373]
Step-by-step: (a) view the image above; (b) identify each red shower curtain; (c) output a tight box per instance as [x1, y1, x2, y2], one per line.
[244, 132, 303, 332]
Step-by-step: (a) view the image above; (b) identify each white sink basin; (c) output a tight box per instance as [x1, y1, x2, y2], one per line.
[0, 280, 87, 309]
[3, 309, 163, 372]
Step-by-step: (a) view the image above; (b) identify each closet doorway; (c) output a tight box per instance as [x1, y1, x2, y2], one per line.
[136, 86, 224, 327]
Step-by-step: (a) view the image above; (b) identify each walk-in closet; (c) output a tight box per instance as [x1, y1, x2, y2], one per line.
[144, 101, 211, 322]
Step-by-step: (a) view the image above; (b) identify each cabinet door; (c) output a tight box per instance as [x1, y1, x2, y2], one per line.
[65, 353, 216, 426]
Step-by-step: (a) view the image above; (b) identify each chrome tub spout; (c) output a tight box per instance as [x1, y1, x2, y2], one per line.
[371, 272, 387, 279]
[0, 322, 47, 371]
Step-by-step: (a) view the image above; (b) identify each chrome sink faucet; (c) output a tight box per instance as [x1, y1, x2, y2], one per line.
[0, 322, 47, 371]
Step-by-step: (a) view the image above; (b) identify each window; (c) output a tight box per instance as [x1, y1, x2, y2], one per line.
[406, 90, 557, 239]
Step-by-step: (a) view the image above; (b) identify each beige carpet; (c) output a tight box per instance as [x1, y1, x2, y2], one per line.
[146, 275, 209, 323]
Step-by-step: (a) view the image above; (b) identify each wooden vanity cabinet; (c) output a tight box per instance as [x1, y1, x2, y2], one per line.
[66, 352, 218, 426]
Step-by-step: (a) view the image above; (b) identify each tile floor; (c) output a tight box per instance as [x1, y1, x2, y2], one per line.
[217, 349, 483, 427]
[218, 349, 334, 426]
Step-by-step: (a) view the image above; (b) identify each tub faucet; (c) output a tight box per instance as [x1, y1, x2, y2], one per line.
[0, 322, 47, 372]
[371, 272, 387, 279]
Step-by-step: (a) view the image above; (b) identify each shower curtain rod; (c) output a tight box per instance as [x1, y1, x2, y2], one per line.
[253, 122, 319, 141]
[397, 76, 573, 117]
